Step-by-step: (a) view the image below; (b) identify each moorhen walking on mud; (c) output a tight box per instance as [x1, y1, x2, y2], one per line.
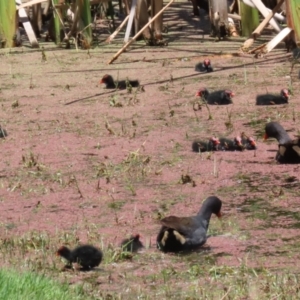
[121, 234, 144, 252]
[157, 196, 222, 253]
[264, 121, 300, 164]
[195, 59, 213, 73]
[56, 245, 103, 270]
[100, 74, 140, 90]
[192, 137, 220, 152]
[256, 89, 289, 105]
[196, 88, 234, 105]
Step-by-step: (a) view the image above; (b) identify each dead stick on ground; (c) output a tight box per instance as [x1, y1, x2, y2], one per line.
[220, 286, 232, 300]
[243, 0, 284, 49]
[106, 15, 130, 43]
[108, 0, 175, 64]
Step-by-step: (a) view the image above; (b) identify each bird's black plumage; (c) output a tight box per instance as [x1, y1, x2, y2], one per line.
[196, 88, 234, 105]
[120, 234, 144, 252]
[241, 136, 257, 150]
[195, 59, 213, 73]
[192, 137, 220, 152]
[100, 74, 140, 90]
[264, 122, 300, 164]
[219, 136, 244, 151]
[157, 196, 222, 252]
[256, 89, 289, 105]
[56, 245, 103, 270]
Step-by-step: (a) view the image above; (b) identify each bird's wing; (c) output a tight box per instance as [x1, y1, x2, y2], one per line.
[278, 139, 300, 157]
[160, 216, 200, 235]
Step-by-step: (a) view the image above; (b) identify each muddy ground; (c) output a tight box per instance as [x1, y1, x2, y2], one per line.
[1, 1, 300, 298]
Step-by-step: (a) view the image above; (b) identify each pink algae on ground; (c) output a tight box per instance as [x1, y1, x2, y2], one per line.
[0, 3, 299, 288]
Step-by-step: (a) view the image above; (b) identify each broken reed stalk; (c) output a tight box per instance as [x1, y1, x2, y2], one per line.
[213, 154, 218, 177]
[108, 0, 175, 64]
[16, 0, 47, 10]
[106, 15, 130, 43]
[243, 0, 285, 49]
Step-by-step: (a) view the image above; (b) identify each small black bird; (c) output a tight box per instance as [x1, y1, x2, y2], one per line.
[195, 58, 213, 73]
[100, 74, 140, 90]
[241, 136, 257, 150]
[120, 234, 144, 252]
[219, 136, 244, 151]
[196, 88, 234, 105]
[192, 137, 220, 152]
[264, 121, 300, 164]
[256, 89, 289, 105]
[56, 245, 103, 270]
[157, 196, 222, 252]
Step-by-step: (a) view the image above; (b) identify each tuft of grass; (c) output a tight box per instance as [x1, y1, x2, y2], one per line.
[22, 152, 41, 169]
[0, 269, 88, 300]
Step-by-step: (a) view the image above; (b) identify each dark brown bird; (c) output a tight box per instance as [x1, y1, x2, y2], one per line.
[100, 74, 140, 90]
[196, 88, 234, 105]
[256, 89, 289, 105]
[120, 234, 144, 252]
[264, 121, 300, 164]
[192, 137, 220, 152]
[195, 59, 213, 73]
[157, 196, 222, 253]
[56, 245, 103, 270]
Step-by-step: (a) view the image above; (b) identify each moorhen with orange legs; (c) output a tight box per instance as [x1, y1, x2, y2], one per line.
[157, 196, 222, 252]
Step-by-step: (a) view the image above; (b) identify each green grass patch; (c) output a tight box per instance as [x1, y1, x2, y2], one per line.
[0, 269, 87, 300]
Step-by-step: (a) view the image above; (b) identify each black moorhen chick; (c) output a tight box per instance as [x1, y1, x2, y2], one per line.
[241, 136, 257, 150]
[196, 88, 234, 105]
[100, 74, 140, 90]
[264, 121, 300, 164]
[56, 245, 103, 270]
[121, 234, 144, 252]
[192, 137, 220, 152]
[157, 196, 222, 253]
[195, 58, 213, 73]
[256, 89, 289, 105]
[219, 136, 244, 151]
